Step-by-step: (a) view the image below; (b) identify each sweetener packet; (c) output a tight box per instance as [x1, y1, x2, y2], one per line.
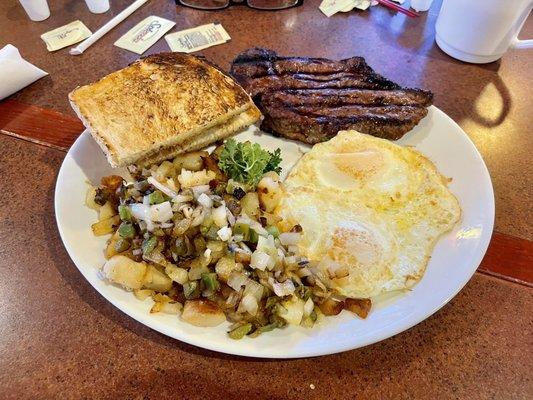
[165, 23, 230, 53]
[40, 20, 92, 52]
[114, 16, 176, 55]
[319, 0, 357, 17]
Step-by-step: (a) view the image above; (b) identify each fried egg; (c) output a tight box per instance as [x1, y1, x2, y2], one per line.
[276, 130, 461, 298]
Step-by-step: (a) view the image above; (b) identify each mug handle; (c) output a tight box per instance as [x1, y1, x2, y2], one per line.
[511, 38, 533, 50]
[509, 3, 533, 50]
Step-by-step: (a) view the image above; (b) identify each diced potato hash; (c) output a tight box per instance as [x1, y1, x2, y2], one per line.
[87, 146, 371, 339]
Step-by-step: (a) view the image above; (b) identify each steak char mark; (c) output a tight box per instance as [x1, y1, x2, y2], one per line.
[230, 48, 433, 143]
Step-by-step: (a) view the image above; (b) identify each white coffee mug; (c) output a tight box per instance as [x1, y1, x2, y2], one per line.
[435, 0, 533, 63]
[18, 0, 50, 21]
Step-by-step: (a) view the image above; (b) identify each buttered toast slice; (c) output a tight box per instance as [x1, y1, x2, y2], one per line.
[69, 53, 260, 167]
[135, 106, 261, 168]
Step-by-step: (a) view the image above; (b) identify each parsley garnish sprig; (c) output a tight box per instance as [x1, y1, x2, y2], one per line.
[218, 139, 282, 187]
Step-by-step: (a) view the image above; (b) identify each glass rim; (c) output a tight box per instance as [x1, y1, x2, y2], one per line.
[177, 0, 303, 11]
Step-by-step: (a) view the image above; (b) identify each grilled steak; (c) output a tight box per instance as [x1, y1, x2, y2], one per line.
[230, 48, 433, 143]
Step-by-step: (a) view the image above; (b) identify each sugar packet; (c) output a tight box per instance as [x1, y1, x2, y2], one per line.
[319, 0, 357, 17]
[40, 20, 92, 52]
[165, 23, 230, 53]
[114, 16, 176, 55]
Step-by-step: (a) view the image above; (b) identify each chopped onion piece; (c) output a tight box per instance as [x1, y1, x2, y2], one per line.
[243, 280, 264, 302]
[226, 291, 240, 308]
[180, 204, 194, 219]
[197, 193, 213, 209]
[212, 205, 228, 228]
[257, 235, 276, 252]
[233, 234, 244, 242]
[172, 194, 193, 205]
[250, 250, 270, 271]
[237, 215, 268, 236]
[226, 208, 236, 226]
[281, 296, 304, 325]
[227, 272, 248, 291]
[147, 176, 178, 198]
[130, 203, 150, 221]
[239, 242, 252, 254]
[217, 226, 232, 241]
[150, 201, 173, 222]
[269, 277, 295, 297]
[304, 298, 314, 316]
[279, 232, 301, 246]
[190, 185, 210, 198]
[238, 294, 258, 316]
[190, 206, 206, 227]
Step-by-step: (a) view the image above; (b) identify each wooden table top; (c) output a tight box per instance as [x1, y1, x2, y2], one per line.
[0, 0, 531, 398]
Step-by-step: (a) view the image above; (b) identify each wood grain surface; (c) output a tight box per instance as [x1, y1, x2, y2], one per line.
[0, 100, 83, 150]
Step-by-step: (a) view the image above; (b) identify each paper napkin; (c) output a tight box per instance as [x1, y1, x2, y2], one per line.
[0, 45, 48, 100]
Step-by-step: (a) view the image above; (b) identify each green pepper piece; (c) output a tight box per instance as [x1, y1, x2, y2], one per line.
[183, 281, 200, 299]
[266, 225, 280, 238]
[114, 238, 131, 253]
[203, 225, 219, 241]
[248, 228, 259, 244]
[174, 237, 188, 257]
[257, 323, 278, 333]
[228, 323, 252, 340]
[269, 312, 287, 328]
[142, 236, 158, 255]
[248, 322, 281, 338]
[295, 286, 312, 301]
[118, 222, 135, 239]
[194, 236, 207, 253]
[201, 273, 220, 293]
[301, 316, 315, 328]
[265, 296, 279, 310]
[148, 190, 168, 205]
[118, 205, 131, 222]
[232, 222, 250, 241]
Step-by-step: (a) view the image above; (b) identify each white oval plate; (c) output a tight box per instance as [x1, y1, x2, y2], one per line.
[55, 106, 494, 358]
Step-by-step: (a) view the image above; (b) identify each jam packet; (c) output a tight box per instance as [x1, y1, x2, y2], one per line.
[40, 20, 92, 52]
[114, 16, 176, 55]
[164, 23, 230, 53]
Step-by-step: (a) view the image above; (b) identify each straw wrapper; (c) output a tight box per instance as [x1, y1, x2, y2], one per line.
[70, 0, 149, 55]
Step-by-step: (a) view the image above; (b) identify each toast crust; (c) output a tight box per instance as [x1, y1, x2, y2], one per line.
[69, 53, 256, 167]
[135, 106, 261, 168]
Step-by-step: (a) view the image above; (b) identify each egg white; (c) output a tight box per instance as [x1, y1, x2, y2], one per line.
[276, 130, 461, 298]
